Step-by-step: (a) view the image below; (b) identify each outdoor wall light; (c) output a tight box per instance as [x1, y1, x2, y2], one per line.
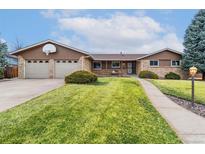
[189, 66, 198, 107]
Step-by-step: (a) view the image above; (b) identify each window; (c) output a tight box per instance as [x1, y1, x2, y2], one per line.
[93, 61, 102, 70]
[45, 60, 49, 63]
[111, 61, 120, 69]
[171, 60, 180, 67]
[39, 60, 43, 63]
[62, 60, 66, 63]
[68, 60, 72, 63]
[27, 60, 31, 63]
[74, 60, 78, 63]
[150, 60, 159, 67]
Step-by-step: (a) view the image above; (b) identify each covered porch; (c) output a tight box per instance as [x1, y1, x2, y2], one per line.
[91, 60, 138, 76]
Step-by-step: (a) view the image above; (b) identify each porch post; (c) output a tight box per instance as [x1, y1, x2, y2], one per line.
[106, 61, 107, 69]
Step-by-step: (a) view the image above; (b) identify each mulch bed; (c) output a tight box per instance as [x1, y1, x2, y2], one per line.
[167, 95, 205, 118]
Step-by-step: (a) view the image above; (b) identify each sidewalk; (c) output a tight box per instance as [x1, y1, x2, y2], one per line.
[137, 78, 205, 144]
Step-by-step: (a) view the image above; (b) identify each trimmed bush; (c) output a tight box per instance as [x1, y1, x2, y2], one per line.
[139, 70, 159, 79]
[65, 70, 97, 84]
[0, 68, 4, 79]
[165, 72, 181, 80]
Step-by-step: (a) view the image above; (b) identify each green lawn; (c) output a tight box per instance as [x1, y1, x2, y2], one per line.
[150, 79, 205, 104]
[0, 78, 181, 144]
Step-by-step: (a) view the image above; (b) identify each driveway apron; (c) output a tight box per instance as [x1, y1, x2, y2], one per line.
[0, 79, 64, 112]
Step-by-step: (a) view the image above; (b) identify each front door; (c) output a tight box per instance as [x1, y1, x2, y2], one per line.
[127, 62, 132, 74]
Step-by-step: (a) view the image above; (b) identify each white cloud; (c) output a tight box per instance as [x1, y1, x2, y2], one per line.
[134, 33, 183, 53]
[42, 11, 183, 53]
[0, 38, 6, 43]
[41, 10, 84, 19]
[134, 10, 146, 16]
[41, 10, 58, 18]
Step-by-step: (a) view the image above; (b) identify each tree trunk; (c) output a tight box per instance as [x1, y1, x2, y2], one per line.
[203, 72, 205, 80]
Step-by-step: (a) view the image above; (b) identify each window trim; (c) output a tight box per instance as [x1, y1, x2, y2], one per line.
[111, 61, 121, 69]
[93, 61, 102, 70]
[171, 60, 181, 67]
[149, 60, 159, 67]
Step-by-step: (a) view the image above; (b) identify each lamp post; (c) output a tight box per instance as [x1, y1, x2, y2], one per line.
[189, 66, 197, 108]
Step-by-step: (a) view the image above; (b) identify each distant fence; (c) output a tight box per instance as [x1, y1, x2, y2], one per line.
[4, 66, 18, 78]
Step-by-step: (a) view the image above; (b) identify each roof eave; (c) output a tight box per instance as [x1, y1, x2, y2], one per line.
[92, 59, 140, 61]
[136, 48, 182, 60]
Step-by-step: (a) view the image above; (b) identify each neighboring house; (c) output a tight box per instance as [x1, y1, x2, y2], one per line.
[11, 39, 187, 79]
[5, 53, 18, 66]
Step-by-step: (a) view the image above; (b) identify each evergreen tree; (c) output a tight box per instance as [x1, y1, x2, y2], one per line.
[182, 10, 205, 80]
[0, 39, 8, 67]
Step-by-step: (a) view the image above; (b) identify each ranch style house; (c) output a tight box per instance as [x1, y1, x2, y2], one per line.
[11, 39, 187, 79]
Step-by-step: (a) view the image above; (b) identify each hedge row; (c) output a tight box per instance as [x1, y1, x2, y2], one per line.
[139, 70, 181, 80]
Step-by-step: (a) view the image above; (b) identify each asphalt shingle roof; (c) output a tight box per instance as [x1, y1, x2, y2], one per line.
[90, 54, 148, 61]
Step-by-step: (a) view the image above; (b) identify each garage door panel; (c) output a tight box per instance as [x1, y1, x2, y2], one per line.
[25, 60, 49, 79]
[55, 60, 81, 78]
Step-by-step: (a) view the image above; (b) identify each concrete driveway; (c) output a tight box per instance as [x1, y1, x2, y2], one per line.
[0, 79, 64, 112]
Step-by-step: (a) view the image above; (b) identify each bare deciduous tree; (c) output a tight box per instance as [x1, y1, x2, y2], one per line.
[13, 38, 24, 50]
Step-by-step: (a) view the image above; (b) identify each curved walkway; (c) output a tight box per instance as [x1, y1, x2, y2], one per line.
[137, 78, 205, 144]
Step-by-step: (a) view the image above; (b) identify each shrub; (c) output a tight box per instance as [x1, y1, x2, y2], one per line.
[165, 72, 181, 80]
[65, 70, 97, 84]
[0, 68, 4, 79]
[139, 70, 159, 79]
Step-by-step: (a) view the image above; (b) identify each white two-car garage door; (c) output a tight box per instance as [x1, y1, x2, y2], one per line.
[25, 59, 81, 78]
[55, 60, 81, 78]
[25, 60, 49, 78]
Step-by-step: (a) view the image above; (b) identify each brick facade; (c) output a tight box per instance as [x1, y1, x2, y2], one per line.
[138, 60, 187, 79]
[18, 56, 25, 79]
[48, 59, 54, 78]
[136, 50, 188, 79]
[81, 56, 91, 72]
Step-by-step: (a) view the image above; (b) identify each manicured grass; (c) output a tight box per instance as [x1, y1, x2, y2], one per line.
[0, 78, 181, 143]
[150, 79, 205, 104]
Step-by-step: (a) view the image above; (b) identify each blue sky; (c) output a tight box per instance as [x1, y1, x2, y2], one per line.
[0, 9, 198, 53]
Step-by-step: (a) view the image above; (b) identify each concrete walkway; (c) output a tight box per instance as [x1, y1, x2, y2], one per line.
[137, 78, 205, 144]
